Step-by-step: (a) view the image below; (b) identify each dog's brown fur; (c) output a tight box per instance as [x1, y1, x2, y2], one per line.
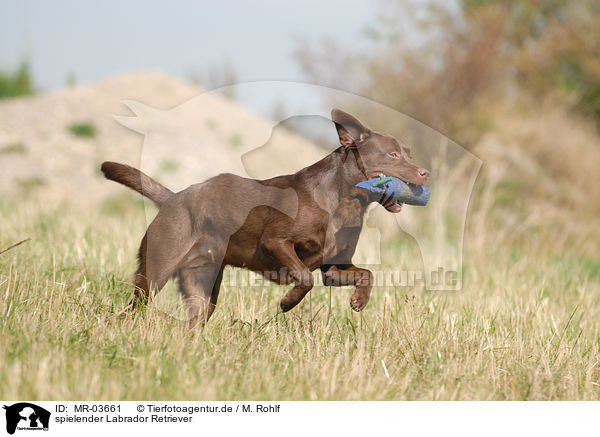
[102, 109, 429, 327]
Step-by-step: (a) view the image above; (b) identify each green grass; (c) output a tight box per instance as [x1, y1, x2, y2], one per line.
[229, 132, 243, 148]
[68, 122, 97, 139]
[16, 176, 46, 193]
[0, 142, 27, 155]
[1, 198, 599, 400]
[158, 158, 180, 174]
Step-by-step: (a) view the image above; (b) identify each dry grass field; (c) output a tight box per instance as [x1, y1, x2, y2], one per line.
[1, 61, 600, 401]
[1, 175, 599, 400]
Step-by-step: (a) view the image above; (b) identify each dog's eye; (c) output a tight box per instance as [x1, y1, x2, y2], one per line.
[388, 152, 401, 159]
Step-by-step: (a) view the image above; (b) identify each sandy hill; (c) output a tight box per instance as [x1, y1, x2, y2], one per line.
[0, 71, 327, 204]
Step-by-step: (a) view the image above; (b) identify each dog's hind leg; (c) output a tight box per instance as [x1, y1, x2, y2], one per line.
[178, 263, 224, 328]
[116, 233, 153, 314]
[208, 266, 224, 318]
[130, 234, 151, 309]
[128, 237, 189, 310]
[128, 214, 196, 311]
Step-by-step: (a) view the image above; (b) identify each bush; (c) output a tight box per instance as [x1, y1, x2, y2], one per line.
[68, 122, 97, 138]
[0, 62, 34, 99]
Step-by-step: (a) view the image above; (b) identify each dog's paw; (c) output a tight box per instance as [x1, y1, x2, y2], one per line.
[350, 290, 370, 312]
[280, 297, 296, 312]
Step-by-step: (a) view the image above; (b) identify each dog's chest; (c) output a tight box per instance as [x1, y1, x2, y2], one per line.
[321, 198, 364, 261]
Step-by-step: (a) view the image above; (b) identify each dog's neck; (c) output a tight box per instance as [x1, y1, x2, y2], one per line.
[336, 146, 368, 187]
[297, 147, 370, 212]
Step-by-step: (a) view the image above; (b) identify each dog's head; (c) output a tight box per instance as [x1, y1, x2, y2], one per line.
[332, 108, 430, 213]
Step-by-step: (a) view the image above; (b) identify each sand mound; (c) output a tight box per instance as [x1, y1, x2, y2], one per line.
[0, 71, 326, 204]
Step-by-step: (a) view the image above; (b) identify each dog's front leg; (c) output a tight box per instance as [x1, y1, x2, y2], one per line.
[262, 238, 314, 312]
[322, 264, 374, 311]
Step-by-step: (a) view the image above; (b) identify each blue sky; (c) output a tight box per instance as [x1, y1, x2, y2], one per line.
[1, 0, 375, 92]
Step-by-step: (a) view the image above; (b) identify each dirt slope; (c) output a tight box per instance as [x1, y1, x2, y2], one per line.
[0, 71, 326, 204]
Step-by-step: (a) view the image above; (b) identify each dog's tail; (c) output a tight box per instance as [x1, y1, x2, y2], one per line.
[101, 161, 174, 207]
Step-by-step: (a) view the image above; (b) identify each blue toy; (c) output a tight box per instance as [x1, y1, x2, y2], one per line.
[355, 176, 431, 206]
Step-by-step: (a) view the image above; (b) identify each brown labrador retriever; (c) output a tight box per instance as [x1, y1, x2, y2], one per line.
[101, 109, 429, 327]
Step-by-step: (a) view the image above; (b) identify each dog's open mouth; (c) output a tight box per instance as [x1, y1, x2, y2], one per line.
[368, 172, 418, 213]
[382, 198, 403, 213]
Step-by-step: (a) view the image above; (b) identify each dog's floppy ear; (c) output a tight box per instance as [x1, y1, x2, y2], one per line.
[331, 108, 371, 148]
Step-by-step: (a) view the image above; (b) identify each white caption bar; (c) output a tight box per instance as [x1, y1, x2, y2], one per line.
[0, 401, 597, 436]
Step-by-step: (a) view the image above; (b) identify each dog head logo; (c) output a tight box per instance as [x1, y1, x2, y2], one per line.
[115, 82, 481, 294]
[3, 403, 50, 434]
